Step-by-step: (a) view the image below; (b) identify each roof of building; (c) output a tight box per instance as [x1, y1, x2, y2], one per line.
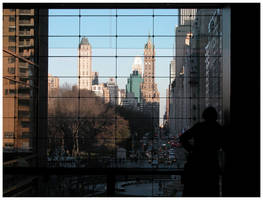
[79, 37, 90, 46]
[144, 34, 155, 49]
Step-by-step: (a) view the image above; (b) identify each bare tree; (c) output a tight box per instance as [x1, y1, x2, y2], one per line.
[48, 86, 131, 158]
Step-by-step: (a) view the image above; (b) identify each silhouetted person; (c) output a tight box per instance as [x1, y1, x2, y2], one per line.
[180, 107, 223, 197]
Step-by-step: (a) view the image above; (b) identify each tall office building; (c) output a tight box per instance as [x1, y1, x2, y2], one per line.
[205, 9, 223, 122]
[170, 59, 176, 84]
[184, 9, 217, 127]
[140, 36, 160, 127]
[178, 9, 197, 25]
[169, 17, 195, 136]
[3, 8, 40, 152]
[107, 77, 119, 105]
[78, 37, 92, 90]
[126, 70, 143, 104]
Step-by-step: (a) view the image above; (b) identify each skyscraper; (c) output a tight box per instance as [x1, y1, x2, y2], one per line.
[205, 9, 223, 123]
[178, 9, 197, 25]
[107, 77, 118, 105]
[3, 8, 43, 152]
[78, 37, 92, 90]
[140, 36, 160, 127]
[170, 59, 176, 84]
[126, 70, 143, 104]
[169, 14, 195, 136]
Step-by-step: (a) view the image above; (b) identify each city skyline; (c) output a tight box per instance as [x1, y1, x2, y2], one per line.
[48, 9, 179, 119]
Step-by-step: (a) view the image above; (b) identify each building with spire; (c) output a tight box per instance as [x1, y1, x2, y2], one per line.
[140, 35, 160, 127]
[78, 37, 92, 90]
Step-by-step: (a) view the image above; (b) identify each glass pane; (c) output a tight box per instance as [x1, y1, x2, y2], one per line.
[117, 16, 153, 36]
[49, 16, 79, 36]
[80, 16, 116, 36]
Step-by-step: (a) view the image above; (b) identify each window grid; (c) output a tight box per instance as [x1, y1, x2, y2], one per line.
[46, 8, 223, 167]
[3, 7, 225, 197]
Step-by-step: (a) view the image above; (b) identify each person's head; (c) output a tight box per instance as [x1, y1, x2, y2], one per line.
[202, 107, 218, 121]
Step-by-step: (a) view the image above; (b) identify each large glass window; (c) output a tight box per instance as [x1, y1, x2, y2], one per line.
[3, 5, 234, 197]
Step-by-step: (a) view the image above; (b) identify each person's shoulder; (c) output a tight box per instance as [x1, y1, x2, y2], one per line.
[192, 122, 203, 129]
[196, 121, 205, 127]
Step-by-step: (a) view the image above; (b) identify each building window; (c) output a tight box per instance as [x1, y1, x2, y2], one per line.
[22, 132, 31, 138]
[18, 99, 30, 106]
[8, 46, 16, 52]
[8, 67, 15, 74]
[19, 48, 24, 54]
[9, 89, 16, 95]
[19, 68, 27, 73]
[22, 142, 29, 149]
[18, 111, 30, 118]
[9, 27, 16, 32]
[4, 143, 14, 148]
[18, 87, 30, 94]
[21, 121, 30, 128]
[8, 57, 15, 63]
[8, 36, 16, 42]
[9, 16, 15, 22]
[4, 132, 14, 139]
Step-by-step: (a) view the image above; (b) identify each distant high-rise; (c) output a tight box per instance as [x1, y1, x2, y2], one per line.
[118, 89, 126, 106]
[140, 35, 160, 127]
[92, 71, 99, 85]
[178, 9, 197, 25]
[170, 59, 176, 84]
[48, 73, 59, 91]
[78, 37, 92, 90]
[126, 70, 143, 104]
[107, 77, 118, 105]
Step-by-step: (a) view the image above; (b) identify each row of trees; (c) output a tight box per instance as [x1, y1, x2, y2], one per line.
[48, 85, 156, 159]
[48, 87, 130, 158]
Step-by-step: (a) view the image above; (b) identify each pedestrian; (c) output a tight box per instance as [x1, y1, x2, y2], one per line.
[180, 107, 223, 197]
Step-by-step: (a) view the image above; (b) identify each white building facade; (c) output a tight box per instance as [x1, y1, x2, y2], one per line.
[78, 37, 92, 90]
[132, 56, 143, 76]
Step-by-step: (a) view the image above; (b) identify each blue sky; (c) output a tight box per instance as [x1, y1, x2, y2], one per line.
[48, 9, 179, 121]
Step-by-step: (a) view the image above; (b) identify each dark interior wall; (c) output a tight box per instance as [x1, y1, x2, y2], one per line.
[222, 3, 260, 197]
